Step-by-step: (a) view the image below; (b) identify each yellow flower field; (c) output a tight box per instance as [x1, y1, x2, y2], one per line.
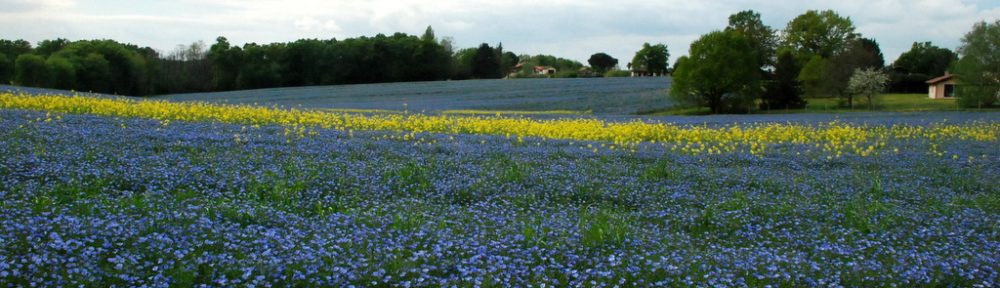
[2, 92, 997, 157]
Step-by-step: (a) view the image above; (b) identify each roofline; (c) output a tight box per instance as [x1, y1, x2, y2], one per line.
[926, 74, 955, 84]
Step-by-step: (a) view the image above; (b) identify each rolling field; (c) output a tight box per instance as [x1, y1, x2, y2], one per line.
[1, 91, 1000, 286]
[152, 77, 673, 115]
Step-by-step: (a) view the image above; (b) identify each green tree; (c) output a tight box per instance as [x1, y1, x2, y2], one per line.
[671, 30, 760, 114]
[631, 43, 669, 75]
[499, 51, 519, 77]
[450, 47, 477, 80]
[78, 53, 111, 93]
[797, 55, 828, 98]
[14, 54, 49, 87]
[237, 42, 285, 89]
[784, 10, 858, 60]
[761, 50, 806, 110]
[847, 67, 889, 110]
[726, 10, 777, 69]
[893, 42, 957, 76]
[208, 36, 243, 90]
[416, 26, 452, 81]
[889, 42, 957, 93]
[822, 38, 885, 107]
[587, 53, 618, 73]
[0, 39, 32, 56]
[421, 26, 436, 42]
[35, 38, 70, 57]
[0, 39, 32, 84]
[472, 43, 500, 79]
[46, 56, 76, 90]
[954, 20, 1000, 108]
[0, 53, 10, 84]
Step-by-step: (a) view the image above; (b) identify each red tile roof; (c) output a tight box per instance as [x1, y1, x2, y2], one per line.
[926, 74, 954, 84]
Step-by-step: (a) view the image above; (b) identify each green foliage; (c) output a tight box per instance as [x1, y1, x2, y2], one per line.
[158, 41, 213, 93]
[630, 43, 669, 75]
[954, 20, 1000, 108]
[798, 57, 827, 99]
[671, 30, 760, 114]
[783, 10, 858, 60]
[208, 37, 242, 90]
[0, 40, 33, 85]
[804, 93, 964, 112]
[0, 39, 32, 57]
[35, 38, 70, 57]
[0, 53, 10, 84]
[513, 54, 584, 78]
[588, 52, 618, 73]
[451, 48, 477, 80]
[9, 39, 157, 95]
[500, 51, 519, 77]
[45, 56, 76, 90]
[888, 42, 956, 93]
[843, 177, 899, 234]
[603, 70, 631, 77]
[78, 53, 112, 93]
[208, 31, 456, 89]
[726, 10, 778, 69]
[578, 208, 631, 248]
[761, 50, 806, 110]
[799, 38, 885, 108]
[640, 159, 681, 181]
[826, 39, 885, 107]
[472, 43, 501, 79]
[893, 42, 957, 76]
[14, 54, 48, 87]
[847, 68, 890, 110]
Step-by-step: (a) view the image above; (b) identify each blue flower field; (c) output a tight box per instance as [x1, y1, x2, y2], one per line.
[1, 108, 998, 287]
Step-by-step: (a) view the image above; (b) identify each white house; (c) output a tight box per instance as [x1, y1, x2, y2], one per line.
[927, 74, 957, 99]
[534, 66, 556, 76]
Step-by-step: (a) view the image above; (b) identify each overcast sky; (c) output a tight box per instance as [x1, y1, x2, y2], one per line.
[2, 0, 998, 65]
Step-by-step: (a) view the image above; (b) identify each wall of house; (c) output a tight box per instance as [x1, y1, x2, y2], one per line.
[929, 80, 957, 99]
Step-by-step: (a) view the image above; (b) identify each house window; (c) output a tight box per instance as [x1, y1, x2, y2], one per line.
[944, 84, 956, 98]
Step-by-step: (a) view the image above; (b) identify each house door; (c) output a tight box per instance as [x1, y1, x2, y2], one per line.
[944, 84, 956, 98]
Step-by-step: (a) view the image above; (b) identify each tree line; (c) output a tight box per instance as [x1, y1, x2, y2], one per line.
[671, 10, 998, 113]
[0, 26, 593, 96]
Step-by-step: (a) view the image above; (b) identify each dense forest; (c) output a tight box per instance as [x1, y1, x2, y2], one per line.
[0, 20, 969, 101]
[0, 27, 590, 96]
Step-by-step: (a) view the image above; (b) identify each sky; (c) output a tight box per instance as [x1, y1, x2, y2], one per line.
[2, 0, 998, 66]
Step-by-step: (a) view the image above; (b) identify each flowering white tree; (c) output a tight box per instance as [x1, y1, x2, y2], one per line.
[847, 68, 889, 110]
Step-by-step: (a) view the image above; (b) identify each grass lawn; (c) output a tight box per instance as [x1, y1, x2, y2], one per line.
[650, 93, 995, 115]
[802, 93, 960, 112]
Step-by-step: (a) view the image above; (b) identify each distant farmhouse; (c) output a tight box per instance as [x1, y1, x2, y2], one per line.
[631, 70, 658, 77]
[927, 74, 957, 99]
[534, 66, 557, 76]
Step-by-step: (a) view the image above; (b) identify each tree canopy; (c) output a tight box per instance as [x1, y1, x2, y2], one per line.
[888, 42, 958, 93]
[847, 67, 890, 110]
[726, 10, 777, 69]
[819, 38, 885, 107]
[671, 30, 760, 114]
[472, 43, 501, 79]
[0, 28, 476, 95]
[954, 20, 1000, 108]
[761, 50, 806, 110]
[893, 42, 957, 76]
[630, 43, 669, 75]
[587, 53, 618, 73]
[783, 10, 858, 60]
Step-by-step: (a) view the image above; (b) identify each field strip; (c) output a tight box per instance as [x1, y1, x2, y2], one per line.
[2, 92, 998, 156]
